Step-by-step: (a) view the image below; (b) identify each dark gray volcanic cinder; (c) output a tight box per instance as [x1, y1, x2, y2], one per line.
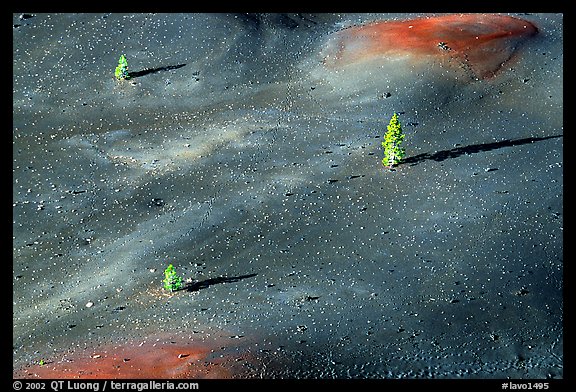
[13, 13, 562, 379]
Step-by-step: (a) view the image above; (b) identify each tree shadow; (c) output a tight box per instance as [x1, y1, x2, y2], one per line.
[402, 134, 562, 166]
[128, 63, 186, 78]
[184, 273, 258, 292]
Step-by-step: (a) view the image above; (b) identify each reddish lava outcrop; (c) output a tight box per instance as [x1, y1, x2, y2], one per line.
[323, 14, 538, 78]
[14, 335, 251, 379]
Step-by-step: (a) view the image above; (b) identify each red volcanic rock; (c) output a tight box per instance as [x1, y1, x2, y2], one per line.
[323, 14, 538, 79]
[14, 335, 251, 379]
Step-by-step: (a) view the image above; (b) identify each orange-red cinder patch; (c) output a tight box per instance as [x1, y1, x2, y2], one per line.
[323, 14, 538, 79]
[14, 336, 252, 379]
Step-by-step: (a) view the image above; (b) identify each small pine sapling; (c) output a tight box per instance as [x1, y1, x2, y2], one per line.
[382, 112, 406, 168]
[163, 264, 183, 292]
[115, 54, 130, 80]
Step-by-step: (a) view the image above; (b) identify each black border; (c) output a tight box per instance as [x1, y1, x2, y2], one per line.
[10, 6, 569, 389]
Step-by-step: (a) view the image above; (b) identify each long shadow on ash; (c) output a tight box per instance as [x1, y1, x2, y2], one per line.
[402, 134, 562, 166]
[129, 63, 186, 78]
[184, 273, 258, 292]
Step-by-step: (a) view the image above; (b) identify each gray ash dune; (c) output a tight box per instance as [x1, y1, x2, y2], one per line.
[13, 13, 562, 379]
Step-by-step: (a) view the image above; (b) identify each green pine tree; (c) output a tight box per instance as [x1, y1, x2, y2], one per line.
[382, 113, 406, 168]
[163, 264, 183, 292]
[115, 54, 130, 80]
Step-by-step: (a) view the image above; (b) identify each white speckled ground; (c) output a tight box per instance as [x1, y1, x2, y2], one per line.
[13, 13, 562, 379]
